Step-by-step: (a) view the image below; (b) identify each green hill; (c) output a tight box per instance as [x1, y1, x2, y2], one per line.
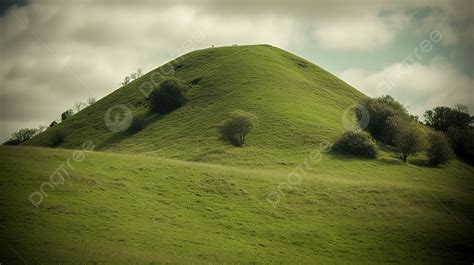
[26, 44, 364, 166]
[2, 45, 473, 264]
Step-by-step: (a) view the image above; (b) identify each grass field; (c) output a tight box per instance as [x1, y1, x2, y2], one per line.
[1, 45, 473, 264]
[1, 146, 473, 264]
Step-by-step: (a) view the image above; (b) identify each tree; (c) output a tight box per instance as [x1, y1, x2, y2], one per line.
[74, 102, 86, 113]
[426, 131, 454, 165]
[388, 116, 426, 163]
[359, 95, 410, 145]
[3, 128, 40, 145]
[136, 68, 142, 78]
[447, 127, 474, 164]
[218, 110, 257, 147]
[121, 76, 131, 86]
[423, 105, 472, 132]
[61, 109, 74, 121]
[149, 79, 187, 114]
[87, 97, 96, 105]
[332, 130, 378, 158]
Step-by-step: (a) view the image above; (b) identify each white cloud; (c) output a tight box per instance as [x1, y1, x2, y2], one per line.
[312, 13, 410, 51]
[339, 58, 473, 115]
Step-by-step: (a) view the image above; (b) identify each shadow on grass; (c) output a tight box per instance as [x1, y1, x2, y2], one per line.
[410, 159, 434, 168]
[95, 113, 163, 150]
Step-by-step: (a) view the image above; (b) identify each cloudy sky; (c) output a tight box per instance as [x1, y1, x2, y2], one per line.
[1, 0, 473, 141]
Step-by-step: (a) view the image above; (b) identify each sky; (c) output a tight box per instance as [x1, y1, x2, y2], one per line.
[1, 0, 473, 141]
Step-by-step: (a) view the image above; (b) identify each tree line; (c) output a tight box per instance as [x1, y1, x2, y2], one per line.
[333, 95, 473, 165]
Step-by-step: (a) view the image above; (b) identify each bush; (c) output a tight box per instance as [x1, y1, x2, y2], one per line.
[127, 118, 145, 134]
[149, 79, 187, 114]
[218, 110, 257, 147]
[359, 95, 410, 145]
[61, 109, 74, 121]
[47, 130, 65, 147]
[388, 116, 427, 163]
[426, 131, 454, 165]
[332, 130, 378, 158]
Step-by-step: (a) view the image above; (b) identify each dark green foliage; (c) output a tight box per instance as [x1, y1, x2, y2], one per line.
[359, 95, 410, 145]
[388, 116, 427, 163]
[49, 121, 58, 128]
[447, 127, 474, 164]
[426, 131, 454, 165]
[47, 130, 65, 147]
[127, 118, 145, 134]
[218, 110, 257, 147]
[61, 109, 74, 121]
[3, 128, 39, 145]
[332, 130, 378, 158]
[3, 138, 21, 145]
[424, 105, 472, 132]
[149, 79, 187, 114]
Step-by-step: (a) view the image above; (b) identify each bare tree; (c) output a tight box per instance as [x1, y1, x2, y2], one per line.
[121, 76, 131, 86]
[87, 97, 96, 105]
[74, 102, 86, 113]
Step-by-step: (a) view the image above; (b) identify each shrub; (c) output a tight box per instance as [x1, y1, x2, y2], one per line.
[332, 130, 378, 158]
[127, 118, 145, 134]
[218, 110, 257, 147]
[149, 79, 187, 114]
[359, 95, 410, 145]
[426, 131, 454, 165]
[49, 121, 58, 128]
[388, 116, 427, 163]
[47, 130, 65, 147]
[61, 109, 74, 121]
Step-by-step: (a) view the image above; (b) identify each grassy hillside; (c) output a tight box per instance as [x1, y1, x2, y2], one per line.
[1, 146, 473, 264]
[4, 45, 473, 264]
[25, 44, 364, 166]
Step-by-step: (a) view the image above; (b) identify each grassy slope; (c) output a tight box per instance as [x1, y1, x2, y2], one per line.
[1, 146, 473, 264]
[25, 44, 364, 166]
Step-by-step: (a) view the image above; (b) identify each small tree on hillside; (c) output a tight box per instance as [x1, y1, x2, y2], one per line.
[74, 102, 86, 113]
[61, 109, 74, 121]
[426, 131, 454, 165]
[87, 97, 96, 105]
[218, 110, 257, 147]
[149, 79, 187, 114]
[388, 116, 426, 163]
